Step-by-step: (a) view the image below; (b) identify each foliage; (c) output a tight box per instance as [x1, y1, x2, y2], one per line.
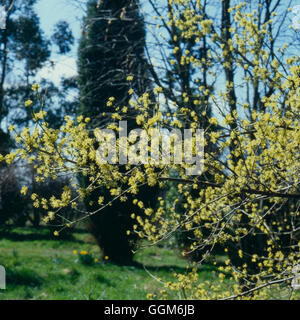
[78, 0, 150, 122]
[0, 0, 76, 132]
[0, 0, 76, 228]
[0, 0, 50, 124]
[0, 166, 28, 226]
[51, 20, 74, 54]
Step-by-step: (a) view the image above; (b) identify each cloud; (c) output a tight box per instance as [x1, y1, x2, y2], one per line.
[292, 5, 300, 30]
[36, 57, 77, 85]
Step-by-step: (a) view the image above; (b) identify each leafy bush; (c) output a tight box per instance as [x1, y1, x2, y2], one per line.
[0, 166, 28, 226]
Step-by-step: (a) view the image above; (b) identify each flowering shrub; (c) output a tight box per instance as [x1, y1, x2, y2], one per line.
[1, 1, 300, 299]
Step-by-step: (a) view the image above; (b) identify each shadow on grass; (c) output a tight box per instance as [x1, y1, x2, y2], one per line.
[47, 268, 82, 285]
[0, 226, 85, 243]
[6, 267, 43, 287]
[93, 273, 112, 286]
[137, 262, 219, 274]
[105, 261, 189, 274]
[103, 256, 221, 276]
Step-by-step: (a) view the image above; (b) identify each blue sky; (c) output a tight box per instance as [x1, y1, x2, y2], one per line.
[35, 0, 83, 41]
[34, 0, 85, 84]
[24, 0, 300, 87]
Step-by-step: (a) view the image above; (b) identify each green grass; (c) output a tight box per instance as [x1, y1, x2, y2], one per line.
[0, 227, 221, 300]
[2, 227, 295, 300]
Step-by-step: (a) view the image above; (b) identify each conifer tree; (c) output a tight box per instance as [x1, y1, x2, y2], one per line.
[78, 0, 157, 264]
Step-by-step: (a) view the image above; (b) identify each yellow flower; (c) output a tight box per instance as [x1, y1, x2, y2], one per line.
[53, 231, 59, 237]
[31, 83, 40, 91]
[98, 196, 104, 205]
[33, 110, 47, 121]
[209, 117, 219, 125]
[154, 86, 163, 94]
[47, 211, 55, 220]
[137, 201, 144, 208]
[77, 115, 83, 123]
[31, 193, 38, 200]
[104, 256, 109, 260]
[8, 125, 15, 132]
[25, 100, 33, 107]
[20, 186, 28, 195]
[126, 75, 134, 81]
[80, 250, 88, 255]
[73, 250, 78, 255]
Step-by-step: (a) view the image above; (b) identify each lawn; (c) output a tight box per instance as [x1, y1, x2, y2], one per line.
[1, 227, 296, 300]
[0, 227, 221, 300]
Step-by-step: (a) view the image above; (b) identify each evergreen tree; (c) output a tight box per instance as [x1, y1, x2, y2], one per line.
[0, 1, 49, 127]
[78, 0, 150, 124]
[0, 0, 75, 131]
[0, 0, 75, 226]
[78, 0, 157, 264]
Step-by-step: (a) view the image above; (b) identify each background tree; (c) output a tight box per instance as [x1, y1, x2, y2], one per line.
[77, 0, 158, 264]
[0, 0, 50, 127]
[0, 0, 75, 227]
